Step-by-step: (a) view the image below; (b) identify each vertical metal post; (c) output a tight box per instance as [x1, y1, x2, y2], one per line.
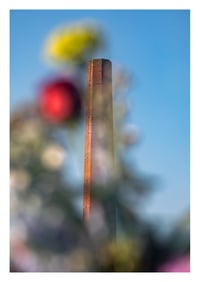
[83, 59, 113, 220]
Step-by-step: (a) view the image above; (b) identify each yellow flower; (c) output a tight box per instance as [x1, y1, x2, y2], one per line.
[44, 22, 103, 65]
[99, 237, 141, 271]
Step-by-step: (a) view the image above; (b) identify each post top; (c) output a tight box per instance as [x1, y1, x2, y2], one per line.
[88, 58, 111, 64]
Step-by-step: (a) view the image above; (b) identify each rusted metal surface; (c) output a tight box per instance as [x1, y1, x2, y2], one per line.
[83, 59, 113, 220]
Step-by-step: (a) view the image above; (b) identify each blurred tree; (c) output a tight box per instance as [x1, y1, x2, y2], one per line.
[10, 20, 190, 272]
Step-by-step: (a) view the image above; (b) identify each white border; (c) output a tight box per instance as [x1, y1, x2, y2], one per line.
[3, 1, 192, 10]
[1, 0, 198, 281]
[0, 0, 10, 276]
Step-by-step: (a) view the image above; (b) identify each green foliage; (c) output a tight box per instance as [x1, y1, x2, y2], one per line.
[10, 20, 189, 272]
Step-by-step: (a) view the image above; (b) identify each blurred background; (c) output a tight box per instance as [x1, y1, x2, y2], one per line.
[10, 10, 190, 272]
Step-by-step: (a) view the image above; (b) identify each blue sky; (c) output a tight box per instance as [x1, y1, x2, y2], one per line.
[10, 10, 190, 226]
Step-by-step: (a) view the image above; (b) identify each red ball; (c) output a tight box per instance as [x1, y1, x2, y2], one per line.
[39, 78, 81, 123]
